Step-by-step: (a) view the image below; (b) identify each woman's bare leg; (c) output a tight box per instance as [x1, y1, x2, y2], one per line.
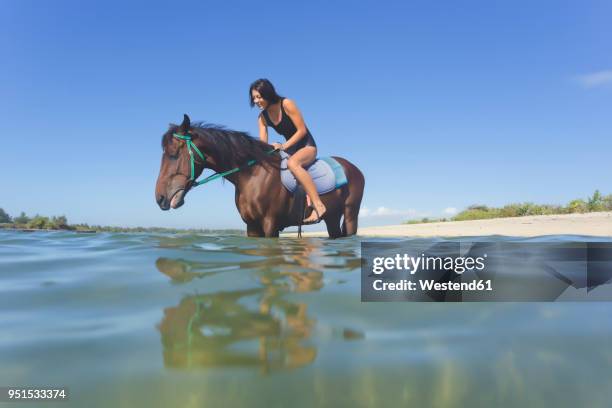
[286, 146, 327, 223]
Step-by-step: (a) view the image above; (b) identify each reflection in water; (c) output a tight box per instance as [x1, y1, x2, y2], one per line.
[157, 289, 315, 372]
[155, 258, 227, 283]
[2, 231, 611, 406]
[155, 238, 363, 373]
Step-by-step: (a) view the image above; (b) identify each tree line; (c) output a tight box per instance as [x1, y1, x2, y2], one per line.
[0, 210, 242, 234]
[406, 190, 612, 224]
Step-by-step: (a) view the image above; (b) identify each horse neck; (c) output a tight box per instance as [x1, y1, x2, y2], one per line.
[191, 131, 253, 187]
[192, 131, 281, 193]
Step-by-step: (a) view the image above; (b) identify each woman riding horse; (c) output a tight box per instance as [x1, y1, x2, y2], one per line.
[250, 79, 326, 224]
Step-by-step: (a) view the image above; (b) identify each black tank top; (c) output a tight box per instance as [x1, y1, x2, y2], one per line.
[261, 98, 316, 155]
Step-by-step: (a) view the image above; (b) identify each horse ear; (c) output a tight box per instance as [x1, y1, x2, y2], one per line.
[178, 114, 191, 134]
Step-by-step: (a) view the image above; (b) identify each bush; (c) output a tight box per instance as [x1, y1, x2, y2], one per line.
[13, 212, 30, 224]
[452, 208, 501, 221]
[467, 204, 489, 212]
[567, 199, 588, 213]
[414, 191, 610, 224]
[0, 208, 11, 223]
[404, 217, 447, 225]
[27, 215, 51, 229]
[50, 215, 69, 229]
[604, 194, 612, 211]
[587, 190, 606, 212]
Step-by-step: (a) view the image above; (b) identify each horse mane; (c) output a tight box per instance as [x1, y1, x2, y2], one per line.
[163, 122, 278, 169]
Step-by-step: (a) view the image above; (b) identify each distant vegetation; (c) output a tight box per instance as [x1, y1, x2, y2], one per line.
[0, 209, 242, 234]
[405, 190, 612, 224]
[4, 190, 610, 231]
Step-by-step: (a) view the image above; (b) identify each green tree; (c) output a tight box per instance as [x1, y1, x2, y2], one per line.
[27, 215, 51, 229]
[587, 190, 605, 212]
[603, 194, 612, 211]
[13, 212, 30, 224]
[0, 208, 11, 223]
[567, 199, 588, 213]
[50, 215, 69, 229]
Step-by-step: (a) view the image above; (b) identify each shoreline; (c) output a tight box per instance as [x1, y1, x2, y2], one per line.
[3, 212, 611, 238]
[283, 212, 612, 238]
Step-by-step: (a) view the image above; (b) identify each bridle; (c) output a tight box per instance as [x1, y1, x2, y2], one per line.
[172, 133, 206, 183]
[172, 132, 277, 188]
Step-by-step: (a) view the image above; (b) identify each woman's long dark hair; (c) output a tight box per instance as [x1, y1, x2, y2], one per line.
[249, 78, 282, 107]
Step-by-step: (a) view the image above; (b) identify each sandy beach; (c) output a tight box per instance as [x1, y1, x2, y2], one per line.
[285, 212, 612, 237]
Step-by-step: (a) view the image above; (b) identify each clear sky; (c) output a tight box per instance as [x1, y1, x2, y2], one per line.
[1, 0, 611, 229]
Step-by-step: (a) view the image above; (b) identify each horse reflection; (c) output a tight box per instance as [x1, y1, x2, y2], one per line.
[156, 258, 321, 372]
[155, 257, 227, 283]
[157, 289, 317, 371]
[155, 238, 362, 372]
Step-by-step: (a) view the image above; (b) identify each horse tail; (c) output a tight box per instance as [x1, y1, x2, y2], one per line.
[333, 157, 365, 237]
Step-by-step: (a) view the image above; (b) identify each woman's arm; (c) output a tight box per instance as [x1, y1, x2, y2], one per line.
[280, 99, 308, 151]
[258, 113, 268, 144]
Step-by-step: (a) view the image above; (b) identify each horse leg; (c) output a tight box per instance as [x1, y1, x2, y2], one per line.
[262, 217, 280, 238]
[247, 223, 264, 237]
[342, 204, 360, 236]
[324, 211, 343, 239]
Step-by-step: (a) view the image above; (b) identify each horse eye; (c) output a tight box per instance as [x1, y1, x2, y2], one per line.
[164, 148, 179, 160]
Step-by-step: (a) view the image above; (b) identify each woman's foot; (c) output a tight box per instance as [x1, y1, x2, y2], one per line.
[303, 202, 326, 224]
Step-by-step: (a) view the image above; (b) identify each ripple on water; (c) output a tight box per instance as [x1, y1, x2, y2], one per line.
[0, 230, 610, 407]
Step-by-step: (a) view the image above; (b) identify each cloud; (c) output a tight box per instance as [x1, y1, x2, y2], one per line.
[576, 70, 612, 88]
[443, 207, 458, 215]
[360, 206, 418, 218]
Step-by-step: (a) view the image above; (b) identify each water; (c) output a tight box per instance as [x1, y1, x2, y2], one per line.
[0, 230, 611, 407]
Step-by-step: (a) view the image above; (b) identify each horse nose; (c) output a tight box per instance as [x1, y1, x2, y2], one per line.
[156, 194, 169, 209]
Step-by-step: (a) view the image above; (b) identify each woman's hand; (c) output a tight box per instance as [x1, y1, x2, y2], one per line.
[272, 142, 284, 151]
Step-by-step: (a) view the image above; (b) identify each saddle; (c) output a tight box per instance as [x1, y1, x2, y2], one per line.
[279, 151, 348, 194]
[279, 151, 348, 237]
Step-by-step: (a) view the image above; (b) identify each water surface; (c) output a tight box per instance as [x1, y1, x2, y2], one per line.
[1, 231, 611, 407]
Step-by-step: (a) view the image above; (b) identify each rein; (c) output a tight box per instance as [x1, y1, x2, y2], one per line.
[172, 132, 277, 187]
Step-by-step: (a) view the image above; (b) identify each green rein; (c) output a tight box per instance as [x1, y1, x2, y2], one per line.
[173, 133, 276, 187]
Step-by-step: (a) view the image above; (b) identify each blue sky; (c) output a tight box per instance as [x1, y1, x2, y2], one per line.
[1, 0, 611, 229]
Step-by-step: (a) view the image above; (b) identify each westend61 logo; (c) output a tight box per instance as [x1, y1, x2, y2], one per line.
[361, 241, 612, 302]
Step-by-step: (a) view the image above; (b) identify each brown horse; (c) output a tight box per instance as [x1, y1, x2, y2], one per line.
[155, 115, 365, 238]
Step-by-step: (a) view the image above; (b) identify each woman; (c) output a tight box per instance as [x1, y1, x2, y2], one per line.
[249, 78, 326, 224]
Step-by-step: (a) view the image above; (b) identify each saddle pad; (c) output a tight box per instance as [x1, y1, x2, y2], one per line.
[280, 151, 348, 194]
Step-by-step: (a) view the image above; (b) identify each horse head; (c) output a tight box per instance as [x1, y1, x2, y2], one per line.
[155, 114, 203, 210]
